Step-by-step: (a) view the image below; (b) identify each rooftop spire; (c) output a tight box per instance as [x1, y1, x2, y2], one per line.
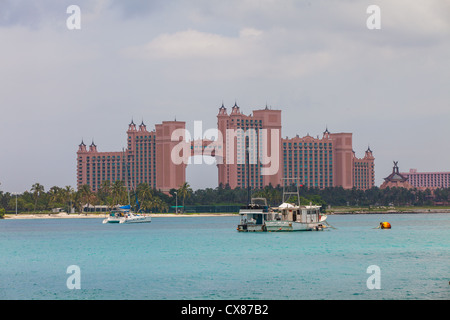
[128, 118, 137, 131]
[78, 138, 87, 152]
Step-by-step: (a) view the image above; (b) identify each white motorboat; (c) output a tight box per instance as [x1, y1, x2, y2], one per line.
[237, 180, 329, 232]
[264, 203, 326, 231]
[237, 200, 327, 232]
[102, 205, 151, 224]
[237, 198, 271, 232]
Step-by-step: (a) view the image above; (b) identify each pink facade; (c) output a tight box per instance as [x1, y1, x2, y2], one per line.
[76, 141, 125, 191]
[282, 133, 334, 188]
[401, 169, 450, 189]
[282, 129, 375, 189]
[155, 121, 187, 193]
[331, 132, 354, 189]
[77, 120, 186, 193]
[77, 104, 375, 192]
[217, 103, 282, 189]
[353, 147, 375, 190]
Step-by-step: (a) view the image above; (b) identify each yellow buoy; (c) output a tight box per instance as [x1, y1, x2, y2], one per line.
[380, 222, 391, 229]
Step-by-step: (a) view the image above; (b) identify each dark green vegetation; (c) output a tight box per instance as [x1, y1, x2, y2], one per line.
[1, 182, 450, 216]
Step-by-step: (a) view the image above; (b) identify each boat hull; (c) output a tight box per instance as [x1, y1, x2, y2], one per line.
[103, 219, 121, 224]
[102, 216, 152, 224]
[265, 220, 324, 232]
[122, 216, 152, 224]
[238, 215, 328, 232]
[237, 224, 266, 232]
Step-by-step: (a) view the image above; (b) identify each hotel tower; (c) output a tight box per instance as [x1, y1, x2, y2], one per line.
[77, 103, 375, 192]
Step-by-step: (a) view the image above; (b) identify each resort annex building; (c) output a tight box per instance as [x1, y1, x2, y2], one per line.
[401, 169, 450, 189]
[77, 104, 375, 192]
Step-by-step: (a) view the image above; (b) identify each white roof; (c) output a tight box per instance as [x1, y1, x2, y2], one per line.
[278, 202, 295, 208]
[304, 205, 322, 209]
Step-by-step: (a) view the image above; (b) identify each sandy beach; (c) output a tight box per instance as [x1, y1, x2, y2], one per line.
[3, 212, 237, 219]
[327, 208, 450, 214]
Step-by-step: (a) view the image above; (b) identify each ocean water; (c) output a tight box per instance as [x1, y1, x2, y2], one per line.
[0, 214, 449, 300]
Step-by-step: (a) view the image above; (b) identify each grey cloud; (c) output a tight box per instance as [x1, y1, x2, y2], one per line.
[107, 0, 169, 19]
[0, 1, 449, 192]
[0, 0, 96, 28]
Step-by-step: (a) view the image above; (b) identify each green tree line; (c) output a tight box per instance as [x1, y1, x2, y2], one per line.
[1, 182, 449, 216]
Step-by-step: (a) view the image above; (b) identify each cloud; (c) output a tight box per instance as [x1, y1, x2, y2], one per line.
[107, 0, 168, 19]
[1, 0, 450, 192]
[122, 26, 334, 81]
[0, 0, 111, 29]
[123, 28, 263, 60]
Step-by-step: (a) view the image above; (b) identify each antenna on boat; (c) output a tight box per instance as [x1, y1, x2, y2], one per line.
[123, 148, 131, 207]
[246, 136, 251, 205]
[282, 177, 301, 206]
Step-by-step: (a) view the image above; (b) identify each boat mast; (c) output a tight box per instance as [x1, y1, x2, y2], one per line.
[282, 177, 300, 206]
[246, 137, 251, 205]
[123, 148, 131, 206]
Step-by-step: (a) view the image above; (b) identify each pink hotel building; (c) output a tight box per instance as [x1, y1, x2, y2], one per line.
[401, 169, 450, 189]
[77, 104, 375, 192]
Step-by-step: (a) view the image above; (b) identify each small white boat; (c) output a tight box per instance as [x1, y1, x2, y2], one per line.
[237, 200, 327, 232]
[237, 198, 270, 232]
[103, 205, 151, 224]
[237, 180, 329, 232]
[265, 204, 327, 232]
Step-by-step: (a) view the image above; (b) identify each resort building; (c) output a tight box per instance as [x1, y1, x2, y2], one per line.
[77, 103, 375, 192]
[278, 129, 373, 189]
[353, 147, 375, 190]
[217, 103, 282, 189]
[77, 120, 186, 193]
[401, 169, 450, 189]
[380, 162, 413, 189]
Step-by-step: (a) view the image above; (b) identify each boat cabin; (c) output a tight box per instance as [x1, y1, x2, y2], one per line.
[274, 204, 322, 223]
[238, 198, 273, 232]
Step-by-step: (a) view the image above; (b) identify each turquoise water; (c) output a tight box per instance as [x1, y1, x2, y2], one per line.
[0, 214, 449, 300]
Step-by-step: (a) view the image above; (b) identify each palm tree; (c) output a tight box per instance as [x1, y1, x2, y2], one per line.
[48, 186, 63, 210]
[135, 183, 154, 212]
[31, 183, 45, 212]
[140, 198, 153, 213]
[136, 183, 153, 202]
[111, 180, 127, 206]
[79, 184, 96, 212]
[63, 186, 75, 213]
[98, 180, 112, 204]
[177, 182, 193, 213]
[153, 197, 168, 213]
[73, 190, 83, 213]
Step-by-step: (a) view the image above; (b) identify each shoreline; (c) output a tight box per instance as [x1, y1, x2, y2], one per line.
[327, 208, 450, 214]
[3, 212, 238, 220]
[3, 208, 450, 219]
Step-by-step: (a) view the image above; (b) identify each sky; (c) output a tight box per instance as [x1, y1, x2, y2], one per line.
[0, 0, 449, 192]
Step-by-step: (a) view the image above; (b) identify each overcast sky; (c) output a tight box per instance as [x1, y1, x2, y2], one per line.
[0, 0, 449, 192]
